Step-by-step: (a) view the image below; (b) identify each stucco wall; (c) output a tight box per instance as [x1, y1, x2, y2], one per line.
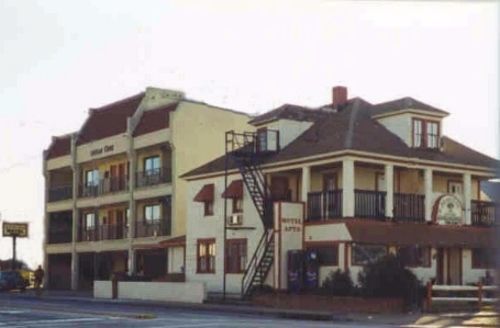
[118, 281, 206, 303]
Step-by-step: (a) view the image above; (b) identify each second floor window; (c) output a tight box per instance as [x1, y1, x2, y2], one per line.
[85, 169, 99, 187]
[144, 156, 161, 175]
[232, 198, 243, 213]
[144, 204, 161, 223]
[413, 119, 440, 149]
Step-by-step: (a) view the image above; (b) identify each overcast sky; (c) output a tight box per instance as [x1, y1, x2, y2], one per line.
[0, 0, 498, 268]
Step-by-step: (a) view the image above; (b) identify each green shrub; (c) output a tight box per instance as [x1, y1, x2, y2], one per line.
[322, 269, 354, 296]
[358, 254, 422, 305]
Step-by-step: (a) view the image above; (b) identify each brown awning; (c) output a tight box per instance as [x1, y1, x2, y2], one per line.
[133, 235, 186, 250]
[221, 180, 243, 199]
[345, 220, 496, 248]
[193, 184, 214, 202]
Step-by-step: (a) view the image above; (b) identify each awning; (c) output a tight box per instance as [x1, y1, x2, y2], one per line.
[133, 235, 186, 250]
[193, 184, 214, 202]
[221, 180, 243, 199]
[344, 220, 496, 249]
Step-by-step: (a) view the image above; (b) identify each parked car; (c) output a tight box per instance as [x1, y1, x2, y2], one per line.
[0, 271, 27, 291]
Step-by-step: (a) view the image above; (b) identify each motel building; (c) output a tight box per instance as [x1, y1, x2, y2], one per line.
[184, 86, 499, 298]
[43, 87, 251, 290]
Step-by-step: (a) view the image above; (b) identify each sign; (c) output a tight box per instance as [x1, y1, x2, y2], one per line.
[90, 145, 114, 157]
[2, 222, 29, 238]
[433, 194, 463, 225]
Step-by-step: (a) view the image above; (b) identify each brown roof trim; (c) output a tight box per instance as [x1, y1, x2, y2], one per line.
[46, 135, 72, 159]
[133, 103, 177, 137]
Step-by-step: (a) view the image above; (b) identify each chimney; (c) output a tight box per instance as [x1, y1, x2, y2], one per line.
[332, 86, 348, 108]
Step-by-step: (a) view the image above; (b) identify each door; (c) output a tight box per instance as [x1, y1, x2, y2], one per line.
[436, 248, 445, 284]
[322, 173, 338, 192]
[323, 174, 339, 216]
[110, 165, 117, 191]
[116, 210, 124, 239]
[375, 172, 386, 216]
[447, 248, 462, 285]
[271, 177, 290, 201]
[118, 163, 126, 190]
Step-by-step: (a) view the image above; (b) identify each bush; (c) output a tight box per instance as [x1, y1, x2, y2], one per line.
[358, 254, 422, 306]
[322, 269, 354, 296]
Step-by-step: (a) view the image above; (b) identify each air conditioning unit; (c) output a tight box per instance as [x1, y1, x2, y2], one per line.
[228, 214, 243, 226]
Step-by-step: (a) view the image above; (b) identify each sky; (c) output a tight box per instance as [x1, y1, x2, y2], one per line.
[0, 0, 498, 268]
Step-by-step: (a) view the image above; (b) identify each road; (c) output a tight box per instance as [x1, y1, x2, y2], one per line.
[0, 293, 497, 327]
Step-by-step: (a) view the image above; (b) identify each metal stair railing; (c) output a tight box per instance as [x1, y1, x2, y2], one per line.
[241, 229, 274, 298]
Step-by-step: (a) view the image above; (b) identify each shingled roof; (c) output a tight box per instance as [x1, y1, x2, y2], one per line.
[133, 103, 177, 137]
[45, 135, 72, 159]
[183, 97, 497, 178]
[248, 104, 330, 126]
[76, 93, 144, 145]
[371, 97, 449, 117]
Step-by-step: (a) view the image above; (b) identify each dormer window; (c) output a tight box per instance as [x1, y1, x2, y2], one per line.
[412, 118, 440, 149]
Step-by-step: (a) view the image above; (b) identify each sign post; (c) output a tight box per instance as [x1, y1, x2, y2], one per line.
[2, 222, 29, 270]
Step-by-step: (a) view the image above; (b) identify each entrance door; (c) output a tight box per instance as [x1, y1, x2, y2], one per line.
[271, 177, 290, 201]
[447, 248, 462, 285]
[436, 248, 445, 284]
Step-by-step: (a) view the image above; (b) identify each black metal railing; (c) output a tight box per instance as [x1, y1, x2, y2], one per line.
[471, 201, 498, 226]
[354, 190, 386, 219]
[393, 193, 425, 223]
[78, 227, 99, 242]
[48, 185, 73, 202]
[136, 167, 172, 188]
[48, 230, 72, 244]
[99, 224, 127, 240]
[79, 176, 128, 197]
[135, 219, 171, 238]
[307, 190, 343, 221]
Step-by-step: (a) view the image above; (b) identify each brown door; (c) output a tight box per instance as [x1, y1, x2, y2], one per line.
[118, 163, 126, 190]
[271, 177, 290, 201]
[447, 248, 462, 285]
[110, 165, 117, 191]
[436, 248, 444, 285]
[116, 210, 124, 239]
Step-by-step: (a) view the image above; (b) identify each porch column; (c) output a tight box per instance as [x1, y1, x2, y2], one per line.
[385, 164, 394, 218]
[71, 252, 78, 290]
[301, 165, 310, 203]
[342, 159, 355, 217]
[463, 172, 472, 225]
[424, 168, 433, 222]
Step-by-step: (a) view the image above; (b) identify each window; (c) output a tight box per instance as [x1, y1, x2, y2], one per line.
[308, 245, 339, 266]
[413, 118, 440, 149]
[225, 239, 247, 273]
[144, 156, 161, 175]
[204, 201, 214, 216]
[85, 169, 99, 186]
[448, 181, 463, 195]
[197, 239, 216, 273]
[397, 246, 431, 267]
[472, 248, 495, 269]
[232, 198, 243, 213]
[85, 213, 96, 230]
[144, 204, 161, 223]
[352, 244, 387, 266]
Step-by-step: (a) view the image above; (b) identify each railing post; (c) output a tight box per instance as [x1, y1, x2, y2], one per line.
[426, 281, 432, 312]
[478, 281, 483, 308]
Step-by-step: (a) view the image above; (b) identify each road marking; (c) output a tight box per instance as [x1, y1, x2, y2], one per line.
[9, 317, 103, 325]
[0, 310, 26, 314]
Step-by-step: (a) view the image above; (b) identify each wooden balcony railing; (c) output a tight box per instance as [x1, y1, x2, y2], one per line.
[307, 190, 342, 221]
[135, 218, 171, 238]
[48, 185, 73, 202]
[354, 190, 386, 219]
[471, 201, 499, 226]
[394, 193, 425, 223]
[79, 176, 128, 198]
[136, 167, 172, 188]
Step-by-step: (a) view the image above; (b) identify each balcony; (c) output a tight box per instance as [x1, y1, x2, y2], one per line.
[79, 176, 129, 198]
[471, 201, 499, 226]
[394, 193, 425, 223]
[307, 190, 342, 221]
[48, 229, 72, 244]
[136, 167, 172, 188]
[354, 190, 386, 219]
[78, 224, 127, 242]
[48, 185, 73, 202]
[135, 219, 171, 238]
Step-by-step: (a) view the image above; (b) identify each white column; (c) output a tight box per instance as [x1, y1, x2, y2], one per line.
[301, 166, 310, 203]
[385, 164, 394, 218]
[424, 168, 433, 222]
[342, 159, 355, 217]
[463, 173, 472, 225]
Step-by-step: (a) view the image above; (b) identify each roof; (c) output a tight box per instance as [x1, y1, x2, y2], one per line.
[371, 97, 449, 117]
[46, 135, 72, 159]
[183, 97, 498, 178]
[344, 220, 495, 248]
[76, 93, 144, 145]
[248, 104, 330, 126]
[133, 103, 177, 137]
[482, 181, 500, 203]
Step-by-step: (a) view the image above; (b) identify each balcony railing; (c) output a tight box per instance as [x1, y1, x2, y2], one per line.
[136, 167, 172, 188]
[135, 219, 171, 238]
[48, 185, 73, 202]
[307, 190, 342, 221]
[471, 201, 499, 226]
[394, 193, 425, 223]
[79, 176, 128, 198]
[354, 190, 386, 219]
[48, 230, 72, 244]
[78, 224, 127, 241]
